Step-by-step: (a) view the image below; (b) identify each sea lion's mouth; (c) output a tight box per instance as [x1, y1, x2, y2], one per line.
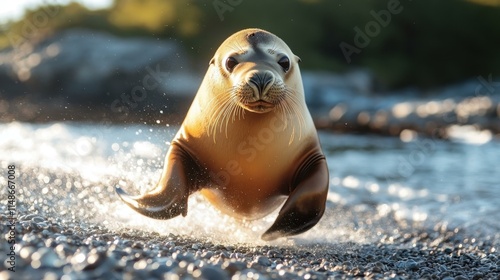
[243, 100, 275, 113]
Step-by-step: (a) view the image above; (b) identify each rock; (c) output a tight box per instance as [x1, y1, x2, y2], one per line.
[31, 248, 64, 268]
[199, 265, 229, 280]
[302, 70, 375, 116]
[405, 260, 419, 271]
[0, 29, 200, 117]
[201, 251, 214, 259]
[256, 256, 272, 266]
[222, 261, 247, 276]
[306, 75, 500, 137]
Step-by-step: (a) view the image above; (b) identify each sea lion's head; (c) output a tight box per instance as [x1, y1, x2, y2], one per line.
[209, 28, 303, 114]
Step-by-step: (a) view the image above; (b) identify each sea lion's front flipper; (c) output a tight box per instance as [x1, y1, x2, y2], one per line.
[261, 155, 329, 241]
[115, 143, 198, 220]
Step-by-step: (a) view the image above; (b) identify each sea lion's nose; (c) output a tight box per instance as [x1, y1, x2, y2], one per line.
[248, 72, 274, 97]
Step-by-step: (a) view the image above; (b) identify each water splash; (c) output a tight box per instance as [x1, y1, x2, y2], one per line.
[1, 122, 499, 247]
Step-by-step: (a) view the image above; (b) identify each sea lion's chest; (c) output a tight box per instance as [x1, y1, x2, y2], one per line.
[186, 125, 306, 189]
[177, 119, 316, 218]
[192, 136, 303, 218]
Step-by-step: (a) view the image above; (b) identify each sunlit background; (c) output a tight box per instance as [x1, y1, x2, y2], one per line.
[2, 0, 500, 125]
[0, 0, 112, 23]
[1, 0, 500, 260]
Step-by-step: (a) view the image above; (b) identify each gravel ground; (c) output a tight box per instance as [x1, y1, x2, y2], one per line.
[1, 161, 499, 279]
[2, 211, 499, 280]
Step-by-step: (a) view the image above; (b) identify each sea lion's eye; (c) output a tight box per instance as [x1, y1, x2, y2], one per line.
[225, 57, 239, 72]
[278, 56, 290, 73]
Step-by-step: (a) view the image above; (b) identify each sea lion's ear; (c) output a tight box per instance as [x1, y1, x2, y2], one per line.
[209, 57, 215, 65]
[295, 55, 301, 63]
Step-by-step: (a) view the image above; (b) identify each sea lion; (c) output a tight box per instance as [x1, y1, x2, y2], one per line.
[116, 28, 329, 241]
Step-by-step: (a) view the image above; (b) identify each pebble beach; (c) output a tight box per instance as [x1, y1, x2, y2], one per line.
[1, 122, 499, 279]
[2, 211, 499, 279]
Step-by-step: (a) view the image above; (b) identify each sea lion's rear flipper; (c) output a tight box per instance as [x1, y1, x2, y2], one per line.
[261, 155, 329, 241]
[115, 143, 198, 220]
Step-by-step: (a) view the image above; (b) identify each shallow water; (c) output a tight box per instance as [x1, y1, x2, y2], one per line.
[1, 122, 499, 246]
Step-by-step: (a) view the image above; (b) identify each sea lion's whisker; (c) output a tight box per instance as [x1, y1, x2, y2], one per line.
[216, 99, 232, 134]
[281, 95, 296, 145]
[285, 88, 306, 138]
[207, 87, 237, 141]
[223, 101, 238, 137]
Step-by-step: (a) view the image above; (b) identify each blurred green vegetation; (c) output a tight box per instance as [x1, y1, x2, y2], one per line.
[1, 0, 500, 90]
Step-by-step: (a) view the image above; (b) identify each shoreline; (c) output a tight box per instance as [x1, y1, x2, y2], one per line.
[1, 100, 499, 142]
